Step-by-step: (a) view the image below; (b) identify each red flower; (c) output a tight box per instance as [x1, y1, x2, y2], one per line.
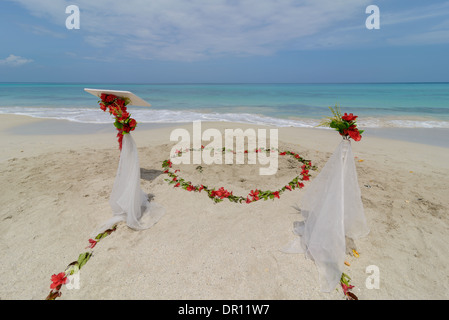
[116, 98, 125, 108]
[117, 133, 123, 151]
[297, 182, 305, 188]
[174, 182, 180, 187]
[272, 191, 280, 199]
[122, 123, 131, 133]
[105, 94, 116, 103]
[285, 185, 292, 191]
[216, 189, 224, 198]
[110, 106, 119, 117]
[119, 112, 130, 121]
[342, 113, 358, 122]
[86, 239, 97, 249]
[249, 189, 259, 201]
[347, 126, 362, 141]
[279, 152, 286, 155]
[198, 185, 204, 192]
[211, 187, 231, 199]
[186, 185, 195, 192]
[246, 197, 252, 204]
[50, 272, 68, 290]
[341, 282, 354, 295]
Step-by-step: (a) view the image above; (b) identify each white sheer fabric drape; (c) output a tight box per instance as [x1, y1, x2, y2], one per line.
[94, 133, 165, 234]
[283, 140, 369, 292]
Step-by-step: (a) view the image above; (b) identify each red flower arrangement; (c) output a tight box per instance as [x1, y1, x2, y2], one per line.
[319, 105, 364, 141]
[50, 272, 69, 290]
[98, 93, 137, 150]
[162, 147, 316, 204]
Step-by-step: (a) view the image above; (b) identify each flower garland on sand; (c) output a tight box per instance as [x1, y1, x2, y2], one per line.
[319, 105, 364, 141]
[162, 146, 317, 204]
[45, 225, 117, 300]
[99, 93, 137, 150]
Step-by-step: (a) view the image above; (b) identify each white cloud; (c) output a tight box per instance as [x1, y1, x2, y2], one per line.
[381, 2, 449, 27]
[387, 30, 449, 46]
[10, 0, 373, 61]
[379, 2, 449, 47]
[30, 25, 67, 38]
[0, 54, 33, 67]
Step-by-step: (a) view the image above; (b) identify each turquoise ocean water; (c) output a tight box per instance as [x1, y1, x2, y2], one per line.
[1, 82, 448, 129]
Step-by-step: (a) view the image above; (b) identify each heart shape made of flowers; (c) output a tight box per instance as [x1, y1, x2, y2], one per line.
[162, 147, 317, 204]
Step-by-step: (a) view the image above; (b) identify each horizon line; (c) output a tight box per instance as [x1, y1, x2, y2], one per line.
[1, 81, 448, 85]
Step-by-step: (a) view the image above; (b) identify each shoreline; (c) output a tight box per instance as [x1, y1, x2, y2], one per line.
[1, 113, 448, 299]
[3, 114, 449, 148]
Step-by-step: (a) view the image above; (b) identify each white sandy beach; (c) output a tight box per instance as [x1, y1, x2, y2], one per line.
[0, 114, 448, 300]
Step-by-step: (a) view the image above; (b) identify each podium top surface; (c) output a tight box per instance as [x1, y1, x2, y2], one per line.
[84, 88, 151, 107]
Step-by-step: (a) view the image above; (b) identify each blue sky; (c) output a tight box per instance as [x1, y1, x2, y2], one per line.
[1, 0, 449, 83]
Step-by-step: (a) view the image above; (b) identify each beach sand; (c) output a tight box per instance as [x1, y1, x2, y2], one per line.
[0, 114, 448, 300]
